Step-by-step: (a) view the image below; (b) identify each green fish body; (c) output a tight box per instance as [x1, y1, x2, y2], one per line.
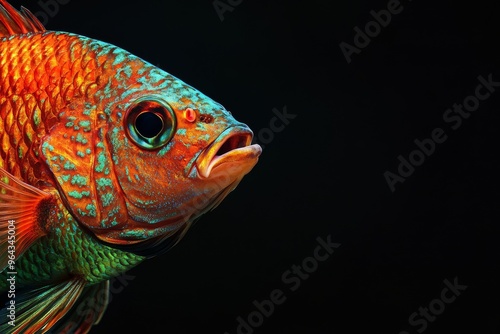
[0, 1, 261, 332]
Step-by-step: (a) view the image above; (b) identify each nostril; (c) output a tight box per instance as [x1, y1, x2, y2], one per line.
[199, 114, 214, 124]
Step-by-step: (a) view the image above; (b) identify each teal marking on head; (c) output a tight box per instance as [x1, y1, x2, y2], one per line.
[112, 49, 127, 66]
[136, 198, 155, 206]
[42, 142, 54, 153]
[187, 162, 199, 178]
[68, 190, 91, 199]
[110, 217, 118, 227]
[86, 204, 97, 217]
[180, 151, 200, 176]
[79, 120, 90, 127]
[64, 161, 76, 170]
[96, 178, 113, 189]
[59, 175, 71, 183]
[101, 193, 114, 207]
[77, 151, 85, 158]
[103, 81, 114, 110]
[95, 152, 107, 173]
[157, 141, 175, 157]
[71, 175, 88, 187]
[123, 66, 132, 78]
[76, 134, 88, 145]
[138, 66, 147, 76]
[107, 206, 120, 218]
[115, 66, 133, 81]
[120, 229, 149, 239]
[125, 166, 133, 182]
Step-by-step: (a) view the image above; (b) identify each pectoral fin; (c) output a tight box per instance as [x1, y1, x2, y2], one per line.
[0, 168, 55, 272]
[0, 278, 86, 333]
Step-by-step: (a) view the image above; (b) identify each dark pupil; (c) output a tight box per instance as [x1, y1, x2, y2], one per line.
[135, 112, 163, 138]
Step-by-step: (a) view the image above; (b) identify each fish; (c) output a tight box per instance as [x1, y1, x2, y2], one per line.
[0, 1, 261, 332]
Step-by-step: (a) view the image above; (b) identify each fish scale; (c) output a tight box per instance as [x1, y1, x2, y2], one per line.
[0, 1, 261, 332]
[0, 32, 97, 186]
[0, 211, 145, 292]
[0, 31, 146, 288]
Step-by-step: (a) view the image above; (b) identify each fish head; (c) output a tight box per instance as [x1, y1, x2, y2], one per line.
[108, 78, 261, 237]
[98, 61, 261, 247]
[41, 42, 261, 249]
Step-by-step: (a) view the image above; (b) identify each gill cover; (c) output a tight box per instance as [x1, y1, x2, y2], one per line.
[41, 114, 131, 243]
[41, 96, 182, 246]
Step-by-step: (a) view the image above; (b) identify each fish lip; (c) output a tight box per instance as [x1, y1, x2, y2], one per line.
[196, 125, 262, 178]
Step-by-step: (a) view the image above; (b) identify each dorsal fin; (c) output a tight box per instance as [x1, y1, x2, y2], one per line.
[0, 0, 45, 38]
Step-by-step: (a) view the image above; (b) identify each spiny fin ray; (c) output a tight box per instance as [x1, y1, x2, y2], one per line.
[0, 0, 45, 38]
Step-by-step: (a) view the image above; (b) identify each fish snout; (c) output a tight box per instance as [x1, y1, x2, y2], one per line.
[196, 125, 262, 178]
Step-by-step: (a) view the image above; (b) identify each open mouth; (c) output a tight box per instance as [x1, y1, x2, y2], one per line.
[197, 126, 262, 178]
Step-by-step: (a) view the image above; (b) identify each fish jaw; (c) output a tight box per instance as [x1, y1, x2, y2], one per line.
[196, 125, 262, 180]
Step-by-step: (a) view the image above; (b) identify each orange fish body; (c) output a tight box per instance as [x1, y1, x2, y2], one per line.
[0, 1, 261, 333]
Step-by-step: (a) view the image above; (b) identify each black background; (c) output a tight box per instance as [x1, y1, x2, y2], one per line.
[8, 0, 500, 333]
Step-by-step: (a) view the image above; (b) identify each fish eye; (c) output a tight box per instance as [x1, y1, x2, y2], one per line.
[126, 98, 176, 150]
